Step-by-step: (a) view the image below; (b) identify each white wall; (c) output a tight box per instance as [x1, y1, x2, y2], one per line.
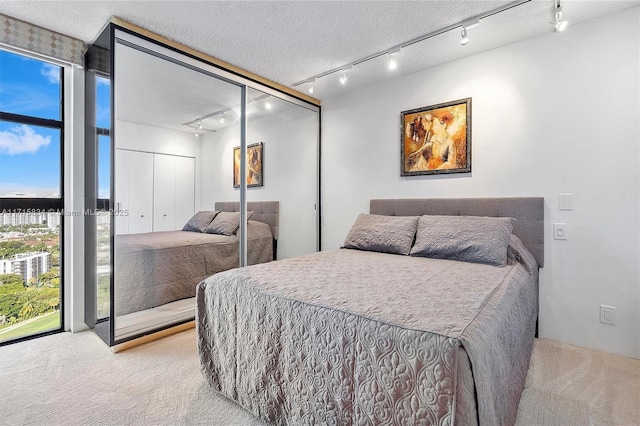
[200, 106, 318, 259]
[115, 120, 202, 211]
[321, 7, 640, 359]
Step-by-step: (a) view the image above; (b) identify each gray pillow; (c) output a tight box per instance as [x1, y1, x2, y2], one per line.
[205, 211, 254, 236]
[410, 215, 515, 266]
[342, 213, 419, 255]
[182, 211, 219, 232]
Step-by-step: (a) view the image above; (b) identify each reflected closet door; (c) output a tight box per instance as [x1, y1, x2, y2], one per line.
[128, 151, 154, 234]
[153, 153, 176, 232]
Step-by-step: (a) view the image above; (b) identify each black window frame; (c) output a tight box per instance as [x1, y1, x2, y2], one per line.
[0, 50, 65, 346]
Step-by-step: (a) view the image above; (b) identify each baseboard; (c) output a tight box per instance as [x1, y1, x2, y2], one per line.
[112, 320, 195, 353]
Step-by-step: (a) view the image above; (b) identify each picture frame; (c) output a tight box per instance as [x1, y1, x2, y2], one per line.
[233, 142, 264, 188]
[400, 97, 471, 176]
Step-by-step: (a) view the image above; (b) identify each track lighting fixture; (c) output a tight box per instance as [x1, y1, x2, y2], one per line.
[219, 113, 225, 124]
[553, 0, 568, 32]
[265, 99, 272, 110]
[339, 65, 352, 85]
[291, 1, 532, 93]
[460, 18, 479, 46]
[460, 28, 469, 46]
[387, 48, 400, 70]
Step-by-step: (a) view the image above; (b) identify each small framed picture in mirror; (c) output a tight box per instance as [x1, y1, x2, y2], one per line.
[233, 142, 264, 188]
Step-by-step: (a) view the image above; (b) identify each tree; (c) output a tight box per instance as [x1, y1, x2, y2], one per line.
[0, 273, 24, 288]
[38, 268, 59, 285]
[48, 297, 60, 312]
[19, 302, 34, 319]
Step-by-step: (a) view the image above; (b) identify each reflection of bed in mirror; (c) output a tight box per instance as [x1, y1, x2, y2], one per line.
[115, 201, 278, 316]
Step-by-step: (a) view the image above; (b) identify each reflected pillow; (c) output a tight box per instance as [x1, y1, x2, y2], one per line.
[182, 211, 219, 232]
[342, 213, 419, 255]
[205, 211, 254, 236]
[410, 215, 515, 266]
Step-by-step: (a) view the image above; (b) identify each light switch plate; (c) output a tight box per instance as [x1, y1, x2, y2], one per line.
[553, 223, 567, 240]
[559, 193, 573, 210]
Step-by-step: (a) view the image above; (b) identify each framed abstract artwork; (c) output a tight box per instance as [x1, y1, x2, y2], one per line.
[400, 98, 471, 176]
[233, 142, 263, 188]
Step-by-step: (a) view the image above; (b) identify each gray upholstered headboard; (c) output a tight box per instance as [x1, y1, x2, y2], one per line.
[370, 197, 544, 267]
[215, 201, 279, 240]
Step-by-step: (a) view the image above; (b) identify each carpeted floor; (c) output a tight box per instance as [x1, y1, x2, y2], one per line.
[0, 328, 637, 425]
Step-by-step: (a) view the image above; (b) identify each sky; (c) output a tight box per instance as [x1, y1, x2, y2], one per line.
[0, 49, 110, 198]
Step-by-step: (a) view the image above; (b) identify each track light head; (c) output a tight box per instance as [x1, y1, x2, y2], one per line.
[460, 28, 470, 45]
[387, 48, 400, 70]
[219, 113, 225, 124]
[553, 0, 568, 32]
[339, 65, 352, 85]
[460, 18, 478, 46]
[308, 77, 317, 94]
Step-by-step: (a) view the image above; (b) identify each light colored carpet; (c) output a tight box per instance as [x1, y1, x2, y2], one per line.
[0, 329, 637, 425]
[515, 338, 640, 426]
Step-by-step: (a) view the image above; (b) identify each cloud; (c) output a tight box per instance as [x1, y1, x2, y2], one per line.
[0, 125, 51, 155]
[41, 63, 60, 84]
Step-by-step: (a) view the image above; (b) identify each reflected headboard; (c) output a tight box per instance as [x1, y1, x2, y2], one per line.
[215, 201, 279, 241]
[370, 197, 544, 267]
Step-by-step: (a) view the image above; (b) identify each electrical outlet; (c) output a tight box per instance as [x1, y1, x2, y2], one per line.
[553, 223, 567, 240]
[600, 305, 616, 325]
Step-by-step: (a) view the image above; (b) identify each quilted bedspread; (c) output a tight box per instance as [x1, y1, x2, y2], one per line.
[196, 243, 538, 425]
[115, 221, 273, 316]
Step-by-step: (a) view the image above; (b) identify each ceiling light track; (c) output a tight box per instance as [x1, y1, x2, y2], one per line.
[291, 0, 531, 90]
[182, 93, 273, 129]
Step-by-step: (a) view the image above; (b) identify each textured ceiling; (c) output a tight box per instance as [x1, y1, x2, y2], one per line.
[1, 0, 637, 132]
[2, 1, 637, 101]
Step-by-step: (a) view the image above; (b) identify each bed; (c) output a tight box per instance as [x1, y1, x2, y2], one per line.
[114, 201, 278, 316]
[196, 197, 544, 425]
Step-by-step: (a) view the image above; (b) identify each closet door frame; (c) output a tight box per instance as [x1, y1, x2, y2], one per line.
[88, 23, 320, 347]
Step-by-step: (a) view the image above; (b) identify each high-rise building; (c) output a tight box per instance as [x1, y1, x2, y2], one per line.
[0, 252, 51, 283]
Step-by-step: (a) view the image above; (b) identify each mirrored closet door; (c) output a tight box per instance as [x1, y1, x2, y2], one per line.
[85, 23, 320, 346]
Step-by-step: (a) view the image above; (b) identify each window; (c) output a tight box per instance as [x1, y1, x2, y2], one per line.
[0, 49, 64, 345]
[95, 75, 111, 320]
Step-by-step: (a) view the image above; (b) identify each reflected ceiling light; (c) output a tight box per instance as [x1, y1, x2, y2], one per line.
[339, 65, 352, 85]
[387, 48, 400, 70]
[460, 18, 479, 46]
[553, 0, 568, 32]
[194, 129, 200, 138]
[219, 113, 225, 124]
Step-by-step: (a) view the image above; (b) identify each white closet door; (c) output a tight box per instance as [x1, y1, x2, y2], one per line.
[153, 154, 176, 232]
[174, 156, 195, 230]
[128, 151, 154, 234]
[114, 149, 130, 234]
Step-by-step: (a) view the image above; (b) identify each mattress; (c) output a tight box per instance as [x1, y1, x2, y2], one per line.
[196, 239, 539, 425]
[115, 220, 273, 316]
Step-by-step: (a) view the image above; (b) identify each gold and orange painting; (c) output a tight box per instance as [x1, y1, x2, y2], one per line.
[400, 98, 471, 176]
[233, 142, 263, 188]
